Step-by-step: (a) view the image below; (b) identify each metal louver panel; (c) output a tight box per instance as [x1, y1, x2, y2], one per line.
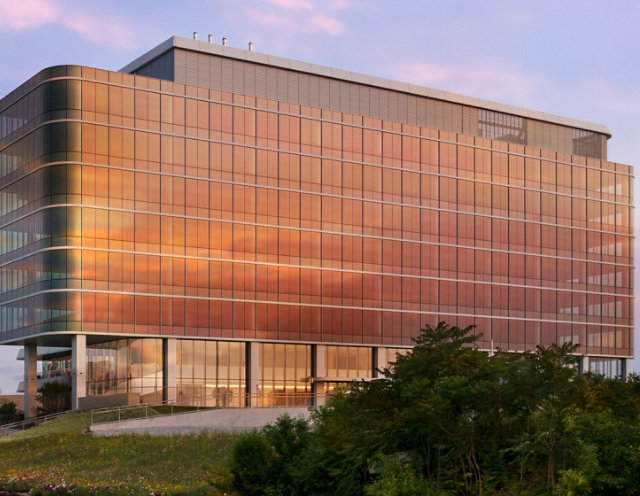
[451, 104, 463, 134]
[359, 86, 369, 116]
[277, 69, 288, 102]
[339, 81, 349, 113]
[379, 90, 389, 122]
[319, 78, 330, 109]
[298, 73, 310, 107]
[254, 64, 267, 99]
[434, 101, 444, 130]
[329, 80, 340, 111]
[184, 51, 198, 87]
[210, 56, 222, 93]
[232, 60, 244, 94]
[407, 95, 417, 126]
[244, 63, 256, 98]
[369, 88, 379, 119]
[309, 76, 320, 108]
[265, 67, 278, 100]
[287, 71, 299, 104]
[416, 98, 426, 128]
[138, 46, 607, 159]
[197, 53, 210, 89]
[220, 59, 234, 93]
[348, 83, 359, 115]
[174, 50, 187, 85]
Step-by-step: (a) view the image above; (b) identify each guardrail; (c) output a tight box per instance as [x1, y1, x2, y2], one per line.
[90, 392, 329, 426]
[0, 410, 70, 437]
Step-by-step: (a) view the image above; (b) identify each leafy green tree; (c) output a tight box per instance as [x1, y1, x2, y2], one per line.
[226, 322, 640, 495]
[36, 380, 71, 415]
[314, 322, 504, 494]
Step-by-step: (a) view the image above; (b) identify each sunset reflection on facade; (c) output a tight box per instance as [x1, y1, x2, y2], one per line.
[0, 36, 633, 413]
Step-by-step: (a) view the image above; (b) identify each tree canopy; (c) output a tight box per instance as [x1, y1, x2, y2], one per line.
[226, 322, 640, 495]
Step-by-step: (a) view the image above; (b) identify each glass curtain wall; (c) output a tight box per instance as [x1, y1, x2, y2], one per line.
[176, 339, 245, 406]
[87, 338, 163, 403]
[259, 343, 311, 405]
[0, 66, 633, 385]
[323, 345, 372, 394]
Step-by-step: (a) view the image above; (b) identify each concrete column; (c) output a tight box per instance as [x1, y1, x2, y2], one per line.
[164, 338, 177, 404]
[23, 343, 38, 419]
[623, 358, 629, 380]
[313, 345, 327, 406]
[582, 355, 590, 375]
[71, 334, 86, 410]
[374, 347, 387, 378]
[246, 342, 260, 406]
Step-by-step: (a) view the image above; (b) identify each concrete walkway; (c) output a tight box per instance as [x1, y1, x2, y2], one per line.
[90, 407, 312, 436]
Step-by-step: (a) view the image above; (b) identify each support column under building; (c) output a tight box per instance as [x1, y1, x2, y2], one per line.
[373, 347, 387, 378]
[623, 358, 630, 380]
[247, 341, 260, 406]
[164, 338, 177, 404]
[582, 356, 590, 376]
[23, 343, 37, 419]
[313, 345, 327, 406]
[71, 334, 86, 410]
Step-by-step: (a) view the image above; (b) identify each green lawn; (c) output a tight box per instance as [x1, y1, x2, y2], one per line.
[0, 411, 237, 495]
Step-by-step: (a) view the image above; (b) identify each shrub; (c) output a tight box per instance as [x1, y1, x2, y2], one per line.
[0, 400, 17, 415]
[230, 431, 274, 495]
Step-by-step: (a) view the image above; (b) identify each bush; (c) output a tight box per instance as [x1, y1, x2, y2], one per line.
[365, 455, 448, 496]
[0, 400, 17, 415]
[230, 431, 274, 495]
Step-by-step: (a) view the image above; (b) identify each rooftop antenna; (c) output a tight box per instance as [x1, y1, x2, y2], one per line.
[222, 37, 228, 46]
[193, 32, 198, 40]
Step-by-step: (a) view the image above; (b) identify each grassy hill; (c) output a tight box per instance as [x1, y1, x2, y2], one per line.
[0, 411, 236, 495]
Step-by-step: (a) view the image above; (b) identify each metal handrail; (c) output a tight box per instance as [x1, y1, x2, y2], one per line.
[90, 392, 329, 426]
[0, 410, 70, 437]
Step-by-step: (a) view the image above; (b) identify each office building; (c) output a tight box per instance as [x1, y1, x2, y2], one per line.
[0, 35, 633, 416]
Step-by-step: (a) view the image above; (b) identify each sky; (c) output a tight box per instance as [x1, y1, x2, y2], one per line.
[0, 0, 638, 393]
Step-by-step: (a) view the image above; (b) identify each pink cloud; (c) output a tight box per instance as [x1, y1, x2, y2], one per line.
[0, 0, 133, 48]
[0, 0, 58, 29]
[395, 61, 541, 103]
[310, 13, 344, 36]
[264, 0, 314, 10]
[63, 12, 134, 49]
[250, 0, 350, 37]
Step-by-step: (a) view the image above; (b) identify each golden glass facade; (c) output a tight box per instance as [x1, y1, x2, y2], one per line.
[0, 51, 634, 406]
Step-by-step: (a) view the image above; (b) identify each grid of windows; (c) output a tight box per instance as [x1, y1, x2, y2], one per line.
[588, 357, 625, 379]
[259, 343, 311, 405]
[0, 66, 634, 363]
[326, 346, 372, 378]
[176, 339, 245, 406]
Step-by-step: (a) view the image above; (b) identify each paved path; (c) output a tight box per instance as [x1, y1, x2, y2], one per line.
[90, 407, 312, 436]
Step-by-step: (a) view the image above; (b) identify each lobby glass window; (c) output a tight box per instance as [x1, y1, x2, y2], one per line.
[588, 357, 624, 379]
[259, 343, 311, 405]
[87, 338, 162, 403]
[176, 339, 246, 407]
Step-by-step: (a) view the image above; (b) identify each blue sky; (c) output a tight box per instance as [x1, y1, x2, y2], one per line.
[0, 0, 638, 393]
